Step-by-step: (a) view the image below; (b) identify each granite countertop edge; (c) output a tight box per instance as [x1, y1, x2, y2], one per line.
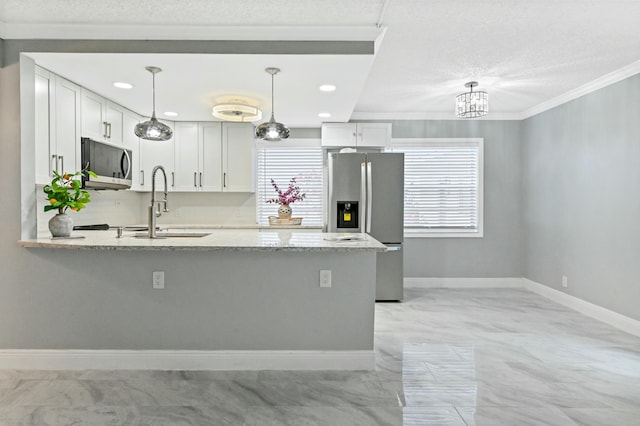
[18, 229, 387, 253]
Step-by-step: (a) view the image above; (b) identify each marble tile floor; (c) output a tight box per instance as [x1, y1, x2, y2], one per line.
[1, 287, 640, 425]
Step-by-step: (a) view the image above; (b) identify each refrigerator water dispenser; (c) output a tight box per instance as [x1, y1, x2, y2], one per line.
[336, 201, 358, 229]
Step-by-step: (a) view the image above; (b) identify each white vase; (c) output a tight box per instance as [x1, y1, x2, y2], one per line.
[48, 213, 73, 237]
[278, 204, 292, 219]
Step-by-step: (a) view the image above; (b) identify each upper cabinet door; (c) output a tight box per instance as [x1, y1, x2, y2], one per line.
[105, 102, 125, 144]
[173, 122, 200, 191]
[54, 77, 81, 175]
[200, 122, 223, 191]
[357, 123, 391, 147]
[321, 123, 357, 147]
[81, 89, 107, 141]
[222, 123, 254, 192]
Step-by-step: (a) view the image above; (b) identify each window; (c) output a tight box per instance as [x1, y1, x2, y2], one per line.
[389, 138, 483, 237]
[256, 140, 324, 226]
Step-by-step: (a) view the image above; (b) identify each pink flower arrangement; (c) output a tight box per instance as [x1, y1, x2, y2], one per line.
[266, 177, 306, 206]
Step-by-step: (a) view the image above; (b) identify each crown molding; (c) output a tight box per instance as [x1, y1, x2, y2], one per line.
[0, 22, 383, 41]
[521, 60, 640, 119]
[350, 111, 524, 121]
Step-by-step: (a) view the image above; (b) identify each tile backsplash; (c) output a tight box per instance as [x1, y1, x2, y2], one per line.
[36, 186, 257, 234]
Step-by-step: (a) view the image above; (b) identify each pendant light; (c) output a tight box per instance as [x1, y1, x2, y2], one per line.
[134, 66, 173, 141]
[255, 67, 290, 141]
[455, 81, 488, 118]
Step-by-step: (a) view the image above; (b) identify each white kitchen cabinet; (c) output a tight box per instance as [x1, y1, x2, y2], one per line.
[173, 122, 213, 191]
[173, 122, 252, 192]
[321, 122, 391, 147]
[201, 123, 224, 191]
[138, 122, 175, 191]
[122, 110, 142, 190]
[222, 123, 254, 192]
[35, 67, 81, 184]
[80, 88, 125, 145]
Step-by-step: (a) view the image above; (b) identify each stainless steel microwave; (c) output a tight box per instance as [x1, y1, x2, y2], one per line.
[80, 137, 132, 189]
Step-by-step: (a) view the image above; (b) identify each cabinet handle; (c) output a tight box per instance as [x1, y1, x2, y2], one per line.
[58, 156, 64, 173]
[171, 172, 175, 187]
[107, 122, 112, 139]
[199, 172, 202, 187]
[140, 170, 145, 186]
[51, 155, 58, 174]
[223, 172, 227, 188]
[103, 121, 108, 138]
[194, 172, 197, 187]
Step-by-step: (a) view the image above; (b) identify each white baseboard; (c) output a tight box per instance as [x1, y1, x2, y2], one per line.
[404, 277, 524, 288]
[522, 279, 640, 338]
[0, 350, 375, 371]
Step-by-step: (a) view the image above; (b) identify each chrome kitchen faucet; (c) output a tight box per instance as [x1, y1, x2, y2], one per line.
[148, 165, 169, 238]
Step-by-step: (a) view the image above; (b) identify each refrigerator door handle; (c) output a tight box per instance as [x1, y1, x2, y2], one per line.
[366, 161, 373, 233]
[360, 162, 367, 233]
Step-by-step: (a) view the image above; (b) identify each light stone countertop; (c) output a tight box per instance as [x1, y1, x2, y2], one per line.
[19, 229, 387, 252]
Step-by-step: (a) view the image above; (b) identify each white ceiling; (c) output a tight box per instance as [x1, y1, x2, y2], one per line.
[27, 52, 376, 127]
[3, 0, 640, 125]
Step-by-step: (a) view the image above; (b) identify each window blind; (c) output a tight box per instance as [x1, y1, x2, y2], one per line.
[390, 143, 481, 231]
[256, 145, 324, 226]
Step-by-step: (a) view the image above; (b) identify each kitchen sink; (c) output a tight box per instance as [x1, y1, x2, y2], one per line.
[133, 232, 211, 238]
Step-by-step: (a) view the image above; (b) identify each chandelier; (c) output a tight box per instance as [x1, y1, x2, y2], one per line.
[455, 81, 488, 118]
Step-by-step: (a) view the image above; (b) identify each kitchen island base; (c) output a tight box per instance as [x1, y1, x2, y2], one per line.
[13, 231, 382, 370]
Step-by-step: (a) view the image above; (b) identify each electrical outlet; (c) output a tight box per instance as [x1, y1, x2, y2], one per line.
[320, 270, 331, 288]
[562, 275, 568, 288]
[153, 271, 165, 289]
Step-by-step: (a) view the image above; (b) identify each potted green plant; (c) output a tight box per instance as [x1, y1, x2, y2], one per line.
[43, 168, 97, 237]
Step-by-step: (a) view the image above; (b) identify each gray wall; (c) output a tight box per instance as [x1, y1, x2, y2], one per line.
[522, 74, 640, 321]
[365, 120, 523, 278]
[1, 39, 378, 351]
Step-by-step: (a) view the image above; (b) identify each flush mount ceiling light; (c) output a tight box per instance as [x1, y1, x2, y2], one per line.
[134, 66, 173, 141]
[455, 81, 488, 118]
[212, 103, 262, 122]
[255, 67, 290, 141]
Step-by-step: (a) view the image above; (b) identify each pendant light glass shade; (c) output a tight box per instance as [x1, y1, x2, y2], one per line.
[255, 67, 290, 141]
[135, 66, 173, 141]
[455, 81, 488, 118]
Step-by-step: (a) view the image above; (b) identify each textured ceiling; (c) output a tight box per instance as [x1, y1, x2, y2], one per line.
[3, 0, 640, 121]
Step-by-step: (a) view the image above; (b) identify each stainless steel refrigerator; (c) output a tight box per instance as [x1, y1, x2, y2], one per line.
[326, 152, 404, 301]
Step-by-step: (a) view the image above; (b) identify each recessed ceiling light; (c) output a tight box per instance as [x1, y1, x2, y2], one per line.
[164, 111, 178, 117]
[319, 84, 336, 92]
[318, 112, 332, 118]
[113, 82, 133, 89]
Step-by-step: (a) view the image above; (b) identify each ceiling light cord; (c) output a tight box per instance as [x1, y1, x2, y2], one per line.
[376, 0, 391, 28]
[151, 71, 157, 118]
[270, 71, 275, 119]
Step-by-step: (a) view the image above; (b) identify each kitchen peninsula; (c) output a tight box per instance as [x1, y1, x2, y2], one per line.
[16, 230, 385, 370]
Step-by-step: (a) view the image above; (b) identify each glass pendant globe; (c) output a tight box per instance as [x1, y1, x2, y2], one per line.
[135, 115, 173, 141]
[255, 115, 290, 141]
